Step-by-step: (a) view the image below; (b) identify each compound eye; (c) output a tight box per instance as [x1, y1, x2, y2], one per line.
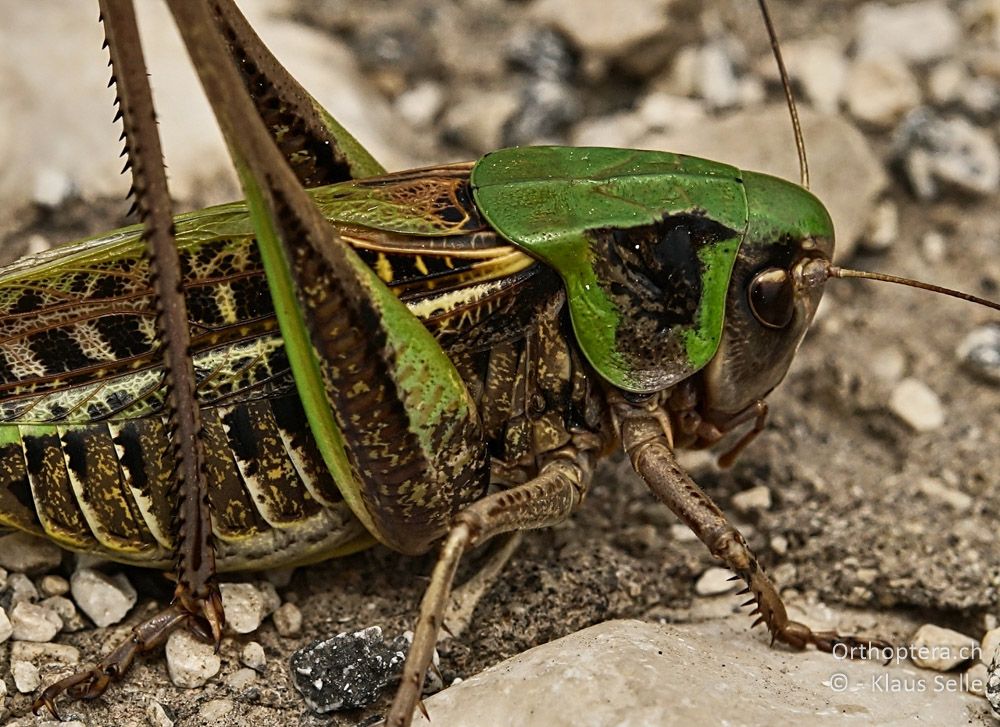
[748, 268, 795, 329]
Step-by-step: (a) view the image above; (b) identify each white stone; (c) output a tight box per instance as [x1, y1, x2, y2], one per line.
[917, 477, 973, 513]
[0, 607, 12, 643]
[731, 485, 771, 513]
[0, 532, 62, 573]
[910, 624, 978, 671]
[38, 575, 69, 597]
[965, 662, 988, 697]
[758, 37, 847, 114]
[273, 602, 303, 637]
[198, 699, 233, 721]
[6, 573, 38, 605]
[10, 601, 61, 642]
[982, 628, 1000, 666]
[442, 89, 520, 152]
[220, 582, 266, 634]
[395, 81, 444, 128]
[165, 630, 221, 688]
[11, 660, 40, 693]
[40, 596, 85, 633]
[921, 231, 947, 263]
[855, 1, 961, 63]
[928, 61, 968, 106]
[256, 580, 281, 616]
[871, 347, 906, 383]
[530, 0, 672, 57]
[635, 92, 705, 131]
[695, 38, 743, 109]
[412, 619, 981, 726]
[845, 55, 921, 128]
[862, 200, 899, 252]
[225, 667, 258, 691]
[694, 567, 736, 597]
[11, 640, 80, 665]
[145, 699, 174, 727]
[889, 378, 945, 432]
[70, 568, 137, 627]
[241, 641, 267, 671]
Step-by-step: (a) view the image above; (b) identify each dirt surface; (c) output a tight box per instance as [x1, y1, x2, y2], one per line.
[1, 1, 999, 726]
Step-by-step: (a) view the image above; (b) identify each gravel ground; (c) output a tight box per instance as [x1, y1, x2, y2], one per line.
[0, 1, 999, 725]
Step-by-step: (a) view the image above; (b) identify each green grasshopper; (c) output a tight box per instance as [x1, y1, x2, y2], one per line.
[0, 1, 996, 725]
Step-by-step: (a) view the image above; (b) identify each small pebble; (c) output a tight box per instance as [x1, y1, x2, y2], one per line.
[921, 231, 946, 263]
[731, 485, 771, 513]
[871, 347, 906, 383]
[39, 575, 69, 598]
[0, 533, 62, 574]
[889, 378, 945, 431]
[10, 601, 62, 642]
[165, 630, 221, 688]
[855, 1, 961, 63]
[7, 572, 39, 605]
[0, 566, 7, 590]
[241, 641, 267, 671]
[981, 628, 1000, 666]
[0, 607, 12, 643]
[770, 535, 788, 556]
[694, 567, 736, 597]
[40, 596, 85, 633]
[12, 660, 40, 693]
[220, 582, 266, 634]
[957, 325, 1000, 385]
[145, 699, 174, 727]
[909, 624, 977, 670]
[862, 200, 899, 252]
[10, 640, 80, 665]
[669, 523, 699, 543]
[917, 477, 972, 513]
[197, 699, 233, 721]
[928, 60, 967, 105]
[274, 602, 303, 637]
[395, 81, 444, 128]
[262, 568, 295, 589]
[965, 662, 988, 697]
[70, 568, 137, 627]
[892, 108, 1000, 199]
[225, 667, 258, 691]
[256, 580, 281, 617]
[844, 55, 921, 128]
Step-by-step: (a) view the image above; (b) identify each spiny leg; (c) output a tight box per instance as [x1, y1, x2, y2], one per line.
[385, 450, 594, 727]
[620, 411, 889, 654]
[35, 0, 220, 713]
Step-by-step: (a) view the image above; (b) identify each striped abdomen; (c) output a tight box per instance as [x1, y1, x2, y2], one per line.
[0, 395, 370, 570]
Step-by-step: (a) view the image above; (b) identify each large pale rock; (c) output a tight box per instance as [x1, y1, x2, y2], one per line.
[0, 0, 409, 218]
[413, 619, 982, 726]
[641, 107, 886, 258]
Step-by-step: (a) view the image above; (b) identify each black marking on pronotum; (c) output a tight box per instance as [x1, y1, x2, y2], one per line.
[592, 212, 739, 329]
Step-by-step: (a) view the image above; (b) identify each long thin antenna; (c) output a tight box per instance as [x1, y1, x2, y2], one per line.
[756, 0, 809, 190]
[828, 265, 1000, 311]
